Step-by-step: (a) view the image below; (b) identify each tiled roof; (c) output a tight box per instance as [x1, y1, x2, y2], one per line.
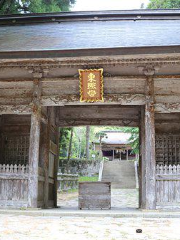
[0, 10, 180, 53]
[94, 131, 132, 145]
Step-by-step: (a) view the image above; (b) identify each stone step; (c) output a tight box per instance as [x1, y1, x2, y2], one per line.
[101, 161, 136, 189]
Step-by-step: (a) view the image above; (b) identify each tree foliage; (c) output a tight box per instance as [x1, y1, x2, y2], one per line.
[0, 0, 75, 15]
[147, 0, 180, 9]
[59, 126, 140, 160]
[59, 127, 72, 158]
[123, 127, 139, 154]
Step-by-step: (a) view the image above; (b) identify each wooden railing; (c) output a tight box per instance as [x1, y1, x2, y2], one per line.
[134, 161, 139, 188]
[0, 164, 29, 174]
[98, 160, 104, 181]
[156, 164, 180, 208]
[0, 164, 29, 207]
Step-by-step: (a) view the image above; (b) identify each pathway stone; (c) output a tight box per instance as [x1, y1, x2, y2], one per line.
[0, 215, 180, 240]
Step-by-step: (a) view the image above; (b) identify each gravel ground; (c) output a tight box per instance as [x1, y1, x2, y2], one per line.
[0, 215, 180, 240]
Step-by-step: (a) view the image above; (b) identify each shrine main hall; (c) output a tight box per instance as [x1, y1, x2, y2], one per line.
[0, 10, 180, 210]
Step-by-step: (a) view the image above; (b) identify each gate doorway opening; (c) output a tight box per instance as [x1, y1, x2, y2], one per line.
[57, 125, 140, 210]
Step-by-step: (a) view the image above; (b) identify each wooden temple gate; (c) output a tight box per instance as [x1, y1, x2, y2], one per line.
[1, 11, 180, 209]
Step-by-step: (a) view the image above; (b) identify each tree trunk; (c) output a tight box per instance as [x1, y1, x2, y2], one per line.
[99, 136, 103, 159]
[78, 138, 81, 159]
[67, 128, 73, 161]
[86, 126, 90, 159]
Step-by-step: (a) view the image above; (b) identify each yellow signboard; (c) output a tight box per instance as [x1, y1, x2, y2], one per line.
[79, 69, 104, 102]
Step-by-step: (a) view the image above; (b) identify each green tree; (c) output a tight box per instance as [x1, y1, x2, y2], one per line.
[86, 126, 90, 159]
[0, 0, 75, 15]
[148, 0, 180, 9]
[59, 127, 72, 158]
[95, 131, 107, 158]
[123, 127, 139, 154]
[67, 127, 73, 161]
[59, 126, 138, 161]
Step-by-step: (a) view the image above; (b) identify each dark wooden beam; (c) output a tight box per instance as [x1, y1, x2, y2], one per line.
[0, 105, 32, 114]
[41, 94, 146, 106]
[1, 10, 180, 25]
[56, 105, 141, 127]
[57, 119, 139, 127]
[58, 105, 140, 119]
[1, 45, 180, 59]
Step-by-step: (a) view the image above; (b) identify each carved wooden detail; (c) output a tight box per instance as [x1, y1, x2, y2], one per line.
[155, 103, 180, 113]
[0, 105, 32, 114]
[41, 94, 146, 106]
[2, 75, 180, 83]
[104, 94, 146, 104]
[1, 55, 180, 68]
[27, 67, 49, 78]
[57, 119, 139, 127]
[138, 65, 159, 76]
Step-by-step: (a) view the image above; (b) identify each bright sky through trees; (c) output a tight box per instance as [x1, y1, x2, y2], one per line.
[71, 0, 150, 11]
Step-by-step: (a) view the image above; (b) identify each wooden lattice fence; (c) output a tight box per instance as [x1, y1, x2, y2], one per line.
[156, 135, 180, 165]
[156, 164, 180, 208]
[3, 135, 29, 165]
[0, 164, 29, 207]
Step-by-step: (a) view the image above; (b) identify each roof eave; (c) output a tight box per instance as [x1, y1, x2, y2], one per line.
[0, 45, 180, 59]
[1, 9, 180, 25]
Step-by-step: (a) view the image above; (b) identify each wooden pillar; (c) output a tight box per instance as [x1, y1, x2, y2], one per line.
[54, 125, 60, 208]
[46, 107, 59, 208]
[144, 101, 156, 209]
[140, 72, 156, 210]
[112, 149, 115, 160]
[139, 107, 144, 208]
[119, 151, 121, 161]
[126, 150, 128, 161]
[28, 78, 42, 208]
[28, 109, 41, 207]
[44, 112, 50, 208]
[0, 116, 2, 164]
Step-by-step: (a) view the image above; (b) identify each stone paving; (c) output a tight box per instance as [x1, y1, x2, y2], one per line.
[0, 190, 180, 240]
[0, 215, 180, 240]
[57, 189, 139, 209]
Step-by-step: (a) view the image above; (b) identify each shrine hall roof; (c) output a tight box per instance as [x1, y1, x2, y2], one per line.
[0, 10, 180, 58]
[96, 131, 132, 146]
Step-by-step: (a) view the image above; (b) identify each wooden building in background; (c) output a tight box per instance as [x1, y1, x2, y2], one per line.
[93, 131, 135, 161]
[1, 10, 180, 209]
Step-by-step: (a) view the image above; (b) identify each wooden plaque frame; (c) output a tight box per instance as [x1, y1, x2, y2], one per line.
[79, 68, 104, 102]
